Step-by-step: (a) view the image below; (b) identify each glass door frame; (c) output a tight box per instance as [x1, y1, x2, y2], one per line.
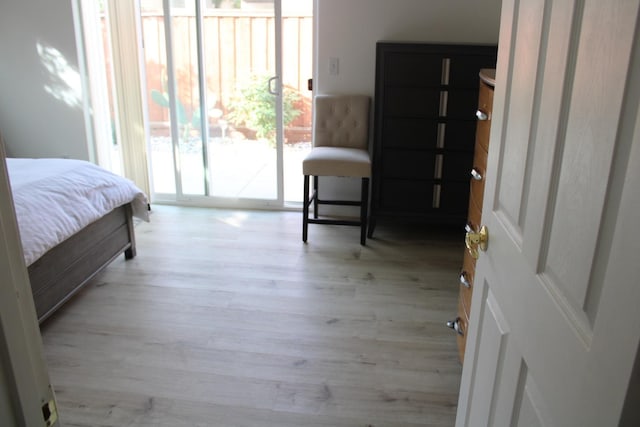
[151, 0, 288, 209]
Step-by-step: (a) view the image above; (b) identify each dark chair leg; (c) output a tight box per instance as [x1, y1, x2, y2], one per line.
[367, 216, 377, 239]
[313, 176, 319, 219]
[360, 178, 369, 245]
[303, 174, 310, 242]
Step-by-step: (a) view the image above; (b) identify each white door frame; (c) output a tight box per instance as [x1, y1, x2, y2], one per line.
[0, 144, 59, 426]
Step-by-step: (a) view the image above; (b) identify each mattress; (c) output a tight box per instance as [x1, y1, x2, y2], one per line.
[7, 158, 149, 266]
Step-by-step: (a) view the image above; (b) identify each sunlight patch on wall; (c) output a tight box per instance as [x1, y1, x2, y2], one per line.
[37, 42, 82, 108]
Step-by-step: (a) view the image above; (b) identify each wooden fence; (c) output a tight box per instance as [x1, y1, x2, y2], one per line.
[140, 13, 313, 142]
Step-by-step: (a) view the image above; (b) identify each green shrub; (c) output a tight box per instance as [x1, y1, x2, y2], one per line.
[226, 75, 301, 143]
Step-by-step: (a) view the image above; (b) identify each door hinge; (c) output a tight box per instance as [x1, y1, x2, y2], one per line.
[42, 399, 58, 426]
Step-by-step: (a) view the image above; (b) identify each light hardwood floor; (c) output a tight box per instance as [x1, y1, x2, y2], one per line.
[41, 205, 464, 427]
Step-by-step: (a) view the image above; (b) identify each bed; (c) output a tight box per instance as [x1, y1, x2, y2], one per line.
[7, 157, 149, 323]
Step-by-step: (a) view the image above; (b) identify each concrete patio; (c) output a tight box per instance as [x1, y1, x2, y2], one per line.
[149, 136, 311, 203]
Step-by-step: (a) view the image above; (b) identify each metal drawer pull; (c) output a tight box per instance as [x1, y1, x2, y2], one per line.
[460, 271, 471, 288]
[476, 109, 489, 121]
[447, 317, 465, 336]
[471, 168, 483, 181]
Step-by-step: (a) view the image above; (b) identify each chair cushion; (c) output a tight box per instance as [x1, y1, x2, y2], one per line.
[303, 147, 371, 177]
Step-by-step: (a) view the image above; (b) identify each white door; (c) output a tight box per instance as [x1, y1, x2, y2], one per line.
[456, 0, 640, 426]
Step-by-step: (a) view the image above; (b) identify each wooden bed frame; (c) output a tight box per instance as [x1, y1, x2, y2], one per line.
[28, 203, 137, 323]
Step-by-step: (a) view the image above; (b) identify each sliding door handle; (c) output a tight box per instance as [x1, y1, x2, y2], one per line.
[268, 76, 280, 95]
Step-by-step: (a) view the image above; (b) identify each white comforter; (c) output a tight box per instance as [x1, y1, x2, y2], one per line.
[7, 158, 149, 266]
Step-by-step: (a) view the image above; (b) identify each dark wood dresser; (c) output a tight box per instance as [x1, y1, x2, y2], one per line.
[448, 68, 496, 363]
[368, 42, 497, 237]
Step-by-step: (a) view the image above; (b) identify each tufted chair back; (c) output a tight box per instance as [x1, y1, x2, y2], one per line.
[313, 95, 370, 149]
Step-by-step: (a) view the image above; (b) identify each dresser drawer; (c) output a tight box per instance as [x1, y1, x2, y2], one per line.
[439, 181, 472, 214]
[475, 120, 491, 153]
[454, 296, 470, 363]
[384, 52, 443, 86]
[382, 118, 440, 149]
[448, 55, 501, 87]
[475, 80, 494, 152]
[385, 87, 483, 120]
[381, 118, 477, 151]
[477, 78, 494, 111]
[461, 249, 476, 287]
[380, 180, 434, 211]
[469, 145, 489, 205]
[379, 179, 472, 217]
[466, 191, 482, 232]
[444, 121, 481, 150]
[381, 149, 474, 182]
[447, 88, 484, 119]
[442, 151, 474, 181]
[460, 252, 475, 319]
[384, 87, 441, 117]
[382, 150, 435, 180]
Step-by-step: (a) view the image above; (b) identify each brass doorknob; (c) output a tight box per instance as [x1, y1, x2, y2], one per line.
[465, 225, 488, 259]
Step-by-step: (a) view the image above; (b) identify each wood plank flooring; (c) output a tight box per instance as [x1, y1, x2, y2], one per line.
[40, 206, 464, 427]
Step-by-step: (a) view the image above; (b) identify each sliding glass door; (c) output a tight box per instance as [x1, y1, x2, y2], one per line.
[140, 0, 312, 207]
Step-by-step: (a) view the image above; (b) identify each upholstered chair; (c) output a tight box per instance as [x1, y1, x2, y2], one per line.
[302, 94, 371, 245]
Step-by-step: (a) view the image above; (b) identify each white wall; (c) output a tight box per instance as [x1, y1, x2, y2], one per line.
[313, 0, 502, 216]
[0, 1, 91, 160]
[315, 0, 502, 96]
